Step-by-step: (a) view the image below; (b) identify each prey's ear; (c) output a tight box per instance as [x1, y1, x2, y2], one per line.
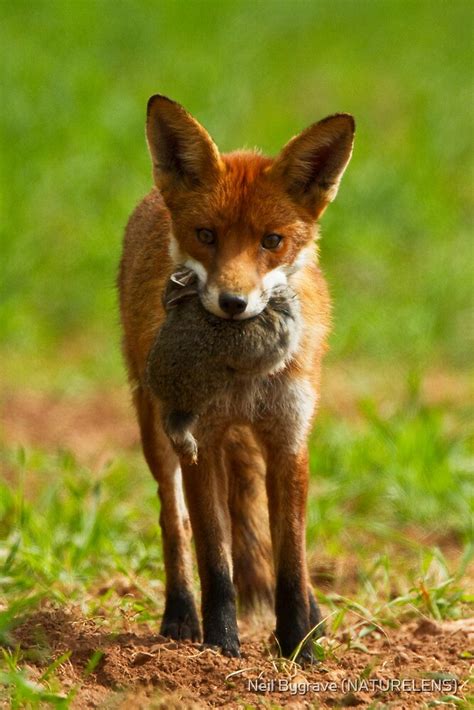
[146, 95, 222, 192]
[270, 113, 355, 219]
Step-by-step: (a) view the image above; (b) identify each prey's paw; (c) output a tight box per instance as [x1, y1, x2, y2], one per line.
[166, 411, 199, 463]
[160, 589, 201, 642]
[172, 434, 198, 464]
[171, 434, 198, 464]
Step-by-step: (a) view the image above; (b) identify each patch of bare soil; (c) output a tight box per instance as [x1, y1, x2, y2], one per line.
[322, 364, 474, 420]
[0, 388, 139, 467]
[12, 606, 472, 709]
[2, 366, 471, 467]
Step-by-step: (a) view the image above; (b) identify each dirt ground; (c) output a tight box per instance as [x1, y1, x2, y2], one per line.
[12, 606, 473, 709]
[1, 365, 471, 466]
[2, 371, 473, 707]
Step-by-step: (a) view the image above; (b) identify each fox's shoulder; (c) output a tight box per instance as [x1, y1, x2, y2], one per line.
[124, 188, 170, 248]
[287, 261, 331, 378]
[120, 188, 172, 289]
[291, 260, 331, 327]
[118, 188, 173, 375]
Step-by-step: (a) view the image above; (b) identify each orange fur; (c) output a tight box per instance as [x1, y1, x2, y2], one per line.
[118, 95, 354, 659]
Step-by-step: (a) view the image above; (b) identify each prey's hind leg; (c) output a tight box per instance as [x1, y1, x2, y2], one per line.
[135, 387, 200, 641]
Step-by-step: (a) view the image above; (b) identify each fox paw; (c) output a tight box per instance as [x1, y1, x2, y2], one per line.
[160, 589, 201, 642]
[202, 635, 241, 658]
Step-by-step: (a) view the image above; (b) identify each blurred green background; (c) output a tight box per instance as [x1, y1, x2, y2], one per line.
[2, 0, 473, 392]
[1, 6, 473, 702]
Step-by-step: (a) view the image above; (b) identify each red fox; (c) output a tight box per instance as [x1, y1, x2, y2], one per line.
[118, 95, 354, 661]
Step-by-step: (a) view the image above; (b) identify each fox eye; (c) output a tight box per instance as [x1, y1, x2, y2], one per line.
[196, 228, 215, 245]
[262, 233, 283, 250]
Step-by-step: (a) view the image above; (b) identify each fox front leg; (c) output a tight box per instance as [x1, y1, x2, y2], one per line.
[256, 378, 322, 663]
[180, 446, 240, 657]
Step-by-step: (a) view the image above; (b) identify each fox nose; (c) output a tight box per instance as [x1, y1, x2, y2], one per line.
[218, 292, 248, 317]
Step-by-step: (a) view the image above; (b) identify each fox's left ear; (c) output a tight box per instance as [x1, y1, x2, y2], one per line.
[146, 94, 222, 194]
[269, 113, 355, 219]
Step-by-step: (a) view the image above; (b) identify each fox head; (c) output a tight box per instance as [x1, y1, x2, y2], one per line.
[146, 95, 354, 319]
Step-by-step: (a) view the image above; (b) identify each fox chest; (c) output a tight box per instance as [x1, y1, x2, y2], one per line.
[196, 372, 317, 452]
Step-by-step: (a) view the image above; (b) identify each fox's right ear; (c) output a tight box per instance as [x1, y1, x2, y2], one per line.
[146, 95, 222, 192]
[269, 113, 355, 219]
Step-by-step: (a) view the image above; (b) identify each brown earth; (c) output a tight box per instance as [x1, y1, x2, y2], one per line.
[11, 606, 473, 709]
[2, 368, 473, 707]
[0, 388, 138, 469]
[1, 365, 472, 467]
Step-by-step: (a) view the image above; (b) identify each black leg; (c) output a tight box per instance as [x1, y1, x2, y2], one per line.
[160, 586, 201, 641]
[202, 566, 240, 657]
[181, 450, 240, 657]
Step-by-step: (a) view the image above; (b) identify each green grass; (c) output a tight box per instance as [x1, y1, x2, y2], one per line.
[0, 387, 472, 705]
[1, 0, 473, 383]
[1, 384, 471, 621]
[1, 0, 473, 706]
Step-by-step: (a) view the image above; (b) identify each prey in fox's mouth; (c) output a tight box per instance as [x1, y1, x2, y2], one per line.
[167, 263, 294, 322]
[147, 266, 302, 462]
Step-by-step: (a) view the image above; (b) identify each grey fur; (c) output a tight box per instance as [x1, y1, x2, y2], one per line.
[146, 268, 301, 461]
